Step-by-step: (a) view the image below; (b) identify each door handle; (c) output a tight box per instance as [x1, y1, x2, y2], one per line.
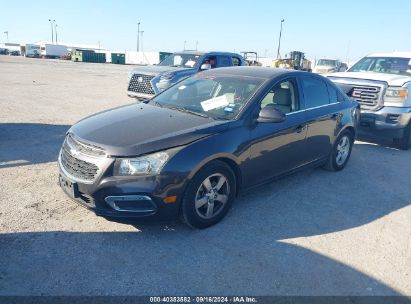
[331, 113, 342, 120]
[295, 125, 305, 133]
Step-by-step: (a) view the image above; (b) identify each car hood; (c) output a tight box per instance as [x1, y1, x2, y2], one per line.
[70, 103, 229, 157]
[328, 72, 411, 86]
[130, 65, 196, 76]
[315, 65, 336, 70]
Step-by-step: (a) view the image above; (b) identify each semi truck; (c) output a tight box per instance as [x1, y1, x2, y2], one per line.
[40, 44, 68, 59]
[25, 44, 41, 58]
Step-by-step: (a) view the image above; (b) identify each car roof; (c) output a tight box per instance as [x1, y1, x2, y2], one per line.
[176, 50, 205, 56]
[367, 52, 411, 58]
[201, 66, 305, 79]
[175, 51, 242, 57]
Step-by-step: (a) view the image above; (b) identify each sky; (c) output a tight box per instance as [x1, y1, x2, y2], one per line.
[1, 0, 410, 64]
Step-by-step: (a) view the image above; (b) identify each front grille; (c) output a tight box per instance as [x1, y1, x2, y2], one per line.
[60, 140, 99, 182]
[128, 74, 155, 95]
[349, 85, 381, 107]
[66, 134, 105, 158]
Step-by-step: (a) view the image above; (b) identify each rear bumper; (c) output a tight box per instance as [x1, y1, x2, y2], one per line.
[358, 106, 411, 138]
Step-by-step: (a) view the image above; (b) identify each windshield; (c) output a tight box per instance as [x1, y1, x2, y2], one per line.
[149, 74, 265, 120]
[317, 59, 337, 66]
[158, 53, 201, 68]
[348, 57, 411, 76]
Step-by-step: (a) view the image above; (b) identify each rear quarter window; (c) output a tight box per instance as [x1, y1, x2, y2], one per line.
[232, 57, 242, 66]
[327, 83, 338, 103]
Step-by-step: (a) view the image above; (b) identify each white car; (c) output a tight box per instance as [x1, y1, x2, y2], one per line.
[314, 59, 347, 74]
[327, 52, 411, 149]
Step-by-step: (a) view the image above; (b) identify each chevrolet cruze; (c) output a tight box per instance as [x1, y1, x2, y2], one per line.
[58, 67, 359, 228]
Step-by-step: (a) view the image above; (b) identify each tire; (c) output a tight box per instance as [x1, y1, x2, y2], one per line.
[395, 124, 411, 151]
[323, 130, 354, 171]
[180, 161, 236, 229]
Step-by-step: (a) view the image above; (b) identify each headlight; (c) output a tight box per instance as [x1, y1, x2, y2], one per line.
[115, 152, 169, 176]
[159, 73, 174, 82]
[384, 87, 408, 103]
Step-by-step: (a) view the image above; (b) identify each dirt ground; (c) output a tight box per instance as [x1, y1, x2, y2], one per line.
[0, 56, 410, 296]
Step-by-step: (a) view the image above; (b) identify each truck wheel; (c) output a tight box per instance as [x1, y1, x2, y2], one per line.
[180, 161, 236, 229]
[396, 124, 411, 150]
[323, 130, 354, 171]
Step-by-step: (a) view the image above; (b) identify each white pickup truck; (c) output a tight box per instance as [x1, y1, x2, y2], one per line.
[327, 52, 411, 150]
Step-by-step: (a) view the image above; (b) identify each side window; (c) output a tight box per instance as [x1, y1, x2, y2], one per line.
[202, 56, 217, 68]
[327, 83, 338, 103]
[301, 77, 330, 109]
[337, 90, 347, 102]
[260, 79, 299, 114]
[217, 56, 231, 67]
[232, 56, 241, 66]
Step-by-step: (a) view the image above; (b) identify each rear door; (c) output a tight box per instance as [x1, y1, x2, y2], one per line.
[299, 75, 342, 163]
[216, 55, 232, 68]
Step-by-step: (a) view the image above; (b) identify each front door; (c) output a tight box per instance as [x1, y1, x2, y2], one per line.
[245, 78, 308, 186]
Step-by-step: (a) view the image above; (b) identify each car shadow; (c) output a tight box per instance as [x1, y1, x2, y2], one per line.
[0, 228, 404, 296]
[0, 123, 70, 168]
[357, 134, 400, 150]
[1, 128, 409, 296]
[1, 143, 410, 296]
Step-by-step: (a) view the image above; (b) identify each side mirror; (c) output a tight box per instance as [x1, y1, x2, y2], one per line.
[200, 63, 212, 71]
[257, 104, 286, 123]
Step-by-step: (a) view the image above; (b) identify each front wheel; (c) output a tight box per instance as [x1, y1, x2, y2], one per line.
[394, 124, 411, 150]
[323, 130, 354, 171]
[180, 161, 236, 229]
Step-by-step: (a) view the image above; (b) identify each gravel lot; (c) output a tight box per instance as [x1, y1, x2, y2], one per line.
[0, 56, 410, 296]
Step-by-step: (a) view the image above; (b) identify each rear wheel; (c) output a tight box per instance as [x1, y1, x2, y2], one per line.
[323, 130, 354, 171]
[181, 161, 236, 229]
[395, 124, 411, 150]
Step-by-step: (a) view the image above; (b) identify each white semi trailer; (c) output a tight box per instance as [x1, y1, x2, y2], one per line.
[40, 44, 68, 59]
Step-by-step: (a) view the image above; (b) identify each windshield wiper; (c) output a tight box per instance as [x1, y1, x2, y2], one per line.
[167, 106, 210, 118]
[149, 100, 163, 107]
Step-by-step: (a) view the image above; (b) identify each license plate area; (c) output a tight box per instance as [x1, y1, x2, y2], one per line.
[59, 174, 79, 198]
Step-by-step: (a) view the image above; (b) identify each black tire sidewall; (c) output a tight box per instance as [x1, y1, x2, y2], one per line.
[398, 124, 411, 150]
[181, 161, 236, 229]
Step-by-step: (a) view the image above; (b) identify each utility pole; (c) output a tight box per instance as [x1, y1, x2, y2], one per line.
[140, 31, 144, 53]
[195, 40, 198, 51]
[137, 22, 140, 52]
[184, 40, 186, 50]
[3, 31, 8, 42]
[345, 40, 351, 66]
[276, 19, 284, 59]
[55, 24, 58, 44]
[48, 19, 55, 44]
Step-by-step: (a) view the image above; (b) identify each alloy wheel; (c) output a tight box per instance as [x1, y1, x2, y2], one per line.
[336, 135, 351, 166]
[195, 173, 230, 220]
